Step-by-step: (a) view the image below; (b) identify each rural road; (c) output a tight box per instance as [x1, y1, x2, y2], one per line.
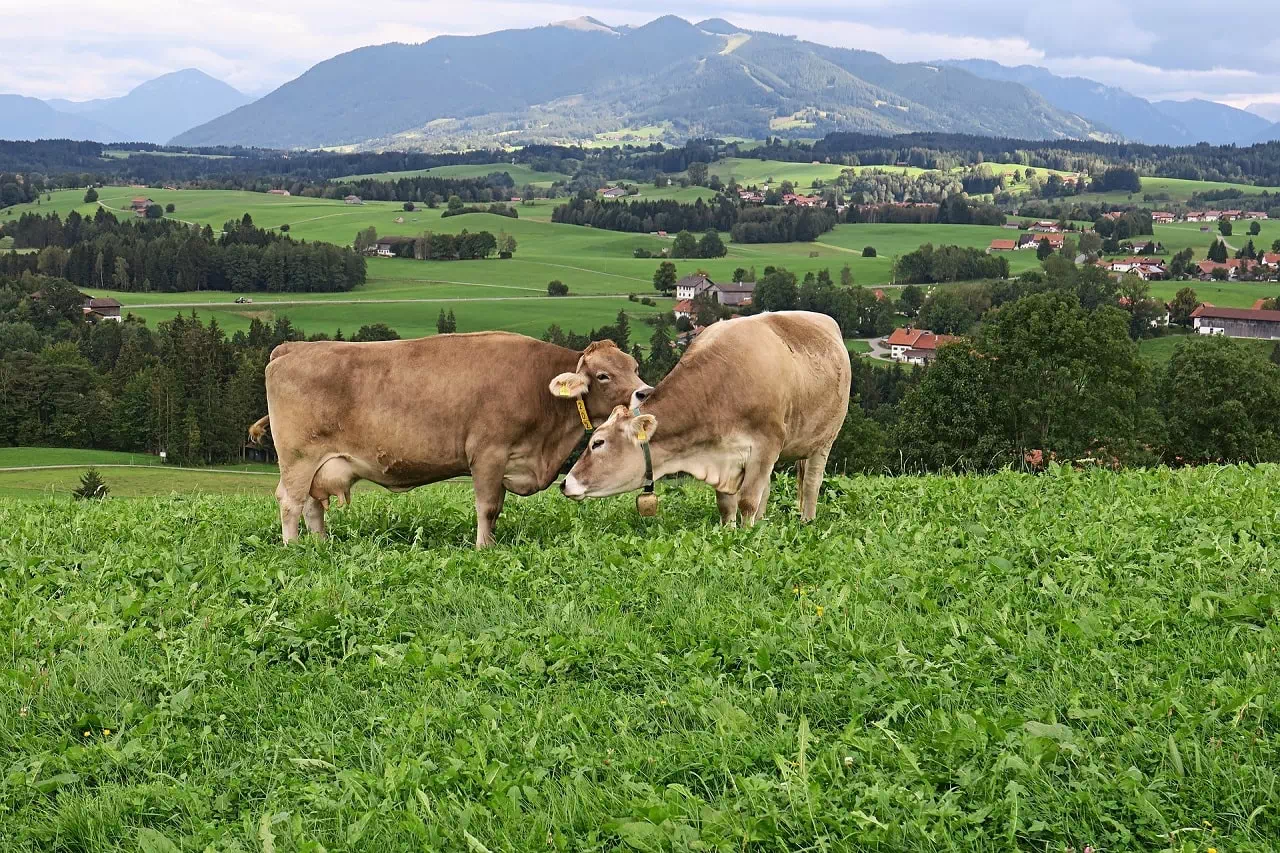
[856, 336, 893, 359]
[124, 294, 639, 309]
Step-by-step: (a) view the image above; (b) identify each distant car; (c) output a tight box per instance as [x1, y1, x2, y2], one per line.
[234, 297, 253, 304]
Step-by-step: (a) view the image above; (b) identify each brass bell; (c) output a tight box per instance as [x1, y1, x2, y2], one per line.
[635, 492, 659, 517]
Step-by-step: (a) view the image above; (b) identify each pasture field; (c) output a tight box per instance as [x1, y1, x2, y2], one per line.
[1073, 175, 1264, 206]
[2, 466, 1279, 850]
[1137, 331, 1277, 364]
[338, 163, 570, 187]
[0, 466, 278, 499]
[1149, 277, 1280, 309]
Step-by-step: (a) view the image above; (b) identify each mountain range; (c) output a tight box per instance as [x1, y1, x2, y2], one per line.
[173, 16, 1108, 149]
[5, 17, 1279, 152]
[4, 69, 251, 144]
[940, 59, 1280, 146]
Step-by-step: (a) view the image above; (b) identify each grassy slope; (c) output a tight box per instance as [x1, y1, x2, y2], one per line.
[2, 468, 1278, 850]
[337, 163, 571, 186]
[7, 180, 1273, 340]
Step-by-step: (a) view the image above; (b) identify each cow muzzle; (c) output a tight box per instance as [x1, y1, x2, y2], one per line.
[560, 474, 587, 500]
[630, 386, 655, 408]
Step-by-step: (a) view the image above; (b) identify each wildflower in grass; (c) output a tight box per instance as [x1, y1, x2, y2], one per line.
[19, 706, 29, 718]
[816, 606, 824, 618]
[1208, 847, 1217, 853]
[83, 730, 90, 737]
[103, 728, 111, 736]
[843, 756, 853, 768]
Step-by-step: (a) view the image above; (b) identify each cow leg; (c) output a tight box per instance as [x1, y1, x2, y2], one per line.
[470, 457, 508, 548]
[303, 496, 328, 539]
[799, 448, 831, 522]
[278, 487, 304, 545]
[794, 459, 808, 513]
[716, 490, 739, 527]
[737, 452, 778, 527]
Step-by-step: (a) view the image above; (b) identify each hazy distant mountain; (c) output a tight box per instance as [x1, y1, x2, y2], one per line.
[940, 59, 1273, 146]
[1245, 103, 1280, 123]
[1151, 99, 1273, 145]
[44, 69, 252, 143]
[173, 16, 1106, 149]
[0, 94, 122, 142]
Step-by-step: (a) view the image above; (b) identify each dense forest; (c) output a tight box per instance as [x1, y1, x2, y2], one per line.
[1, 210, 365, 293]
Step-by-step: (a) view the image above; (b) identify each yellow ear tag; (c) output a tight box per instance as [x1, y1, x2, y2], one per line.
[636, 430, 647, 442]
[558, 384, 570, 397]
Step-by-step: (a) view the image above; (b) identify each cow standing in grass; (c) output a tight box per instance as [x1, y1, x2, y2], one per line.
[249, 333, 650, 546]
[561, 312, 850, 524]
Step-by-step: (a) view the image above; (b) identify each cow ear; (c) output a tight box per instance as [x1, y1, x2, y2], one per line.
[630, 414, 657, 443]
[611, 405, 631, 421]
[550, 372, 589, 399]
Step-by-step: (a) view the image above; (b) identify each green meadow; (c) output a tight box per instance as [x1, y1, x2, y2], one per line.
[338, 163, 571, 187]
[7, 176, 1276, 343]
[2, 467, 1279, 850]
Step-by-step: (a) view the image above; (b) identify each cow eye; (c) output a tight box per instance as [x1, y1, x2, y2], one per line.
[596, 373, 610, 381]
[591, 439, 604, 450]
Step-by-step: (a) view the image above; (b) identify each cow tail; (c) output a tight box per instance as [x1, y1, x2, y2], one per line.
[248, 415, 271, 445]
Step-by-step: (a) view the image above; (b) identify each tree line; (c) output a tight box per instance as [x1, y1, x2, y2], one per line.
[2, 210, 366, 294]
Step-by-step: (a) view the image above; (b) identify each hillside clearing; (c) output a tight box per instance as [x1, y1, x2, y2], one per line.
[2, 467, 1279, 850]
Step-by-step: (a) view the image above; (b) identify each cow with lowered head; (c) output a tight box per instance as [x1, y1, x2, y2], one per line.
[250, 333, 650, 546]
[562, 311, 850, 524]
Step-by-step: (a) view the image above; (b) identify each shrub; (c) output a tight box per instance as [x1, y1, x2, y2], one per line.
[165, 203, 176, 213]
[862, 246, 877, 258]
[403, 202, 415, 212]
[83, 188, 98, 203]
[73, 468, 109, 500]
[548, 280, 569, 296]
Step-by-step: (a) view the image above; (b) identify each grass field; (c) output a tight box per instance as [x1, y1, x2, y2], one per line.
[1149, 277, 1280, 309]
[9, 181, 1272, 342]
[2, 466, 1279, 850]
[338, 163, 571, 187]
[1138, 330, 1278, 364]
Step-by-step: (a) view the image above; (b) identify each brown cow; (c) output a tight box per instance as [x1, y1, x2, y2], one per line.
[252, 332, 650, 546]
[561, 311, 850, 524]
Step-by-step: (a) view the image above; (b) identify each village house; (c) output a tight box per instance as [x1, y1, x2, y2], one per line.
[600, 186, 628, 199]
[1196, 259, 1256, 280]
[782, 193, 822, 207]
[343, 195, 363, 205]
[1193, 305, 1280, 339]
[268, 189, 291, 196]
[1017, 232, 1065, 250]
[1029, 220, 1062, 233]
[884, 327, 957, 364]
[673, 300, 695, 320]
[674, 273, 715, 301]
[1127, 240, 1163, 254]
[1245, 211, 1269, 220]
[373, 236, 415, 257]
[1151, 211, 1176, 223]
[129, 197, 152, 216]
[82, 296, 122, 322]
[1263, 252, 1280, 268]
[988, 239, 1017, 252]
[713, 281, 756, 307]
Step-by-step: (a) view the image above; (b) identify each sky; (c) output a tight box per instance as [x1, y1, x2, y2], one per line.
[2, 0, 1279, 114]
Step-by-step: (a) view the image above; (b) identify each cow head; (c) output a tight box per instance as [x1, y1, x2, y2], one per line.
[561, 405, 657, 499]
[548, 340, 652, 419]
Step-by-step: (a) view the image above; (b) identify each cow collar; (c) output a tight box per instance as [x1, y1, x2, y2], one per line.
[633, 405, 658, 516]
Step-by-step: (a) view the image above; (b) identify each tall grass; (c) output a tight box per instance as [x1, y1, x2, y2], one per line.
[1, 467, 1278, 850]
